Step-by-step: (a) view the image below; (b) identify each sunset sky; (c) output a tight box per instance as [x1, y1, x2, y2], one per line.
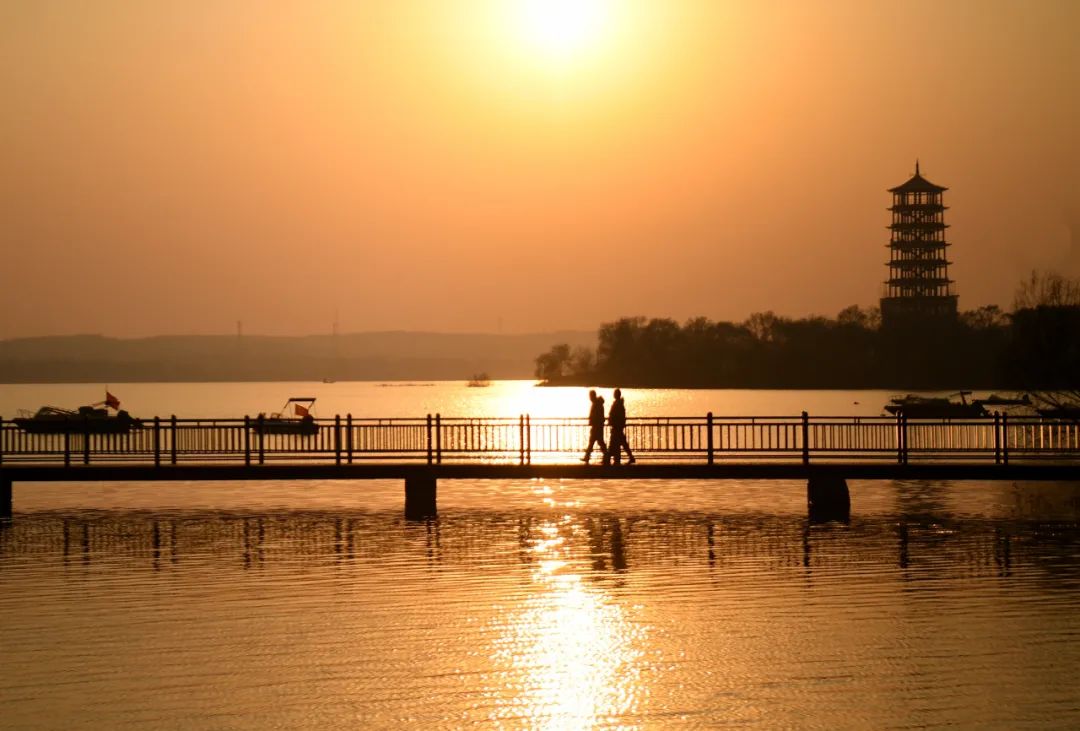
[2, 0, 1078, 338]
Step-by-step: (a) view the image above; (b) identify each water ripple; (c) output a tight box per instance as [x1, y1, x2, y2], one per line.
[2, 481, 1080, 729]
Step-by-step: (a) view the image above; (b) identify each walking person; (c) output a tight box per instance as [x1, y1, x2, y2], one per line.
[582, 389, 608, 464]
[607, 388, 636, 465]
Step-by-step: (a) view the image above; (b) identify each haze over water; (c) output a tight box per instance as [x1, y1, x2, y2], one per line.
[2, 383, 1079, 728]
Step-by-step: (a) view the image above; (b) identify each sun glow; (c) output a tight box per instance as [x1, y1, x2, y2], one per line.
[491, 519, 644, 726]
[517, 0, 612, 62]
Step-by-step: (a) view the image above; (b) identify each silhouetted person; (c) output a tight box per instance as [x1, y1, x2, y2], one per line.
[582, 390, 607, 464]
[607, 388, 635, 465]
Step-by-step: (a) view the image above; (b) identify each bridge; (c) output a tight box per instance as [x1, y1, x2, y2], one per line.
[1, 413, 1078, 520]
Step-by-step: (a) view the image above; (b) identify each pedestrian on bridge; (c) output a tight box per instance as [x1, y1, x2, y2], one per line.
[582, 390, 607, 464]
[606, 388, 635, 466]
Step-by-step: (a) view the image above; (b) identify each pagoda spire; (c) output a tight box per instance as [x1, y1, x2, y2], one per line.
[880, 163, 958, 329]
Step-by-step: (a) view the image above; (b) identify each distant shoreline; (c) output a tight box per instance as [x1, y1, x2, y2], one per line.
[0, 376, 1018, 391]
[0, 330, 596, 385]
[536, 377, 1023, 391]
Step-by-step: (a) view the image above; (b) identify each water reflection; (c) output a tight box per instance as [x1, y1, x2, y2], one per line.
[493, 518, 643, 728]
[4, 510, 1080, 581]
[2, 508, 1080, 729]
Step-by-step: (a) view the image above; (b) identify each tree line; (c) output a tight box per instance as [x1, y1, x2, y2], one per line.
[536, 272, 1080, 391]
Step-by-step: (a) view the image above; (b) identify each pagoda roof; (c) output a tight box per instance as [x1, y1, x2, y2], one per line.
[888, 161, 947, 193]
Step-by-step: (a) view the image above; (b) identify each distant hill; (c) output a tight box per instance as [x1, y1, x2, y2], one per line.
[0, 331, 595, 383]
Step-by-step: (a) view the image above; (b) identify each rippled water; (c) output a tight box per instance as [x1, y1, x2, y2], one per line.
[2, 384, 1080, 729]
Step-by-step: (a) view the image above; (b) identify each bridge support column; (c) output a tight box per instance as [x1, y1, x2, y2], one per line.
[404, 473, 437, 520]
[807, 476, 849, 523]
[1, 476, 11, 518]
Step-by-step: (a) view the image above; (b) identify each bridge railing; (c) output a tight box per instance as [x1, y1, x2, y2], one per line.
[0, 413, 1078, 466]
[1005, 417, 1080, 455]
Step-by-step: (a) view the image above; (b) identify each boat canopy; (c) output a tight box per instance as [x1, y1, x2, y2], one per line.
[268, 397, 317, 420]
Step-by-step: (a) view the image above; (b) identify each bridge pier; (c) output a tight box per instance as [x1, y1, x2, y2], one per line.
[1, 476, 11, 518]
[807, 476, 850, 523]
[404, 472, 437, 520]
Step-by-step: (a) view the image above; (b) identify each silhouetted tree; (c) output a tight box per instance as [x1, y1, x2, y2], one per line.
[595, 317, 647, 383]
[1007, 271, 1080, 409]
[837, 305, 881, 330]
[570, 346, 595, 376]
[533, 294, 1079, 390]
[1013, 270, 1080, 310]
[960, 305, 1009, 330]
[743, 311, 783, 343]
[535, 343, 572, 381]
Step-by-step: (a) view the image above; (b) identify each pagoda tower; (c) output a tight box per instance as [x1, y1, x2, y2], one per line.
[880, 162, 958, 328]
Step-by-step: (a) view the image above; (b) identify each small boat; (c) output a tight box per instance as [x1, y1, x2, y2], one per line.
[884, 392, 987, 418]
[14, 397, 142, 435]
[252, 397, 319, 435]
[974, 393, 1032, 408]
[1036, 406, 1080, 421]
[467, 372, 491, 388]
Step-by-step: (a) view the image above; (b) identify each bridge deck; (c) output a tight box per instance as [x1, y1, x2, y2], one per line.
[2, 462, 1078, 483]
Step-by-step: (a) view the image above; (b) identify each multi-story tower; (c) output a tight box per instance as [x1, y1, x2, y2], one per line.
[880, 162, 958, 328]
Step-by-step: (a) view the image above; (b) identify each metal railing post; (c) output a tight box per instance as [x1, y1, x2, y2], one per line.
[83, 416, 91, 465]
[426, 414, 433, 465]
[519, 415, 525, 466]
[153, 416, 161, 467]
[257, 414, 265, 465]
[64, 420, 71, 467]
[346, 414, 353, 464]
[896, 412, 904, 465]
[334, 415, 342, 466]
[435, 413, 442, 465]
[707, 412, 714, 465]
[1001, 412, 1009, 466]
[801, 411, 810, 466]
[993, 412, 1001, 465]
[244, 416, 251, 466]
[901, 414, 909, 465]
[526, 414, 531, 465]
[170, 415, 178, 465]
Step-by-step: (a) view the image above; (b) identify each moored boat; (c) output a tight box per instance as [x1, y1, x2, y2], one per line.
[14, 392, 141, 434]
[883, 392, 987, 418]
[251, 397, 320, 435]
[974, 393, 1032, 408]
[1036, 406, 1080, 421]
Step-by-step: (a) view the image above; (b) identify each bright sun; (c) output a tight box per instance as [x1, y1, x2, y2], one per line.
[517, 0, 611, 62]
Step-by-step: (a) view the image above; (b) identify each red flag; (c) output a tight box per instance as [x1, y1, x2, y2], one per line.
[105, 391, 120, 410]
[294, 403, 309, 417]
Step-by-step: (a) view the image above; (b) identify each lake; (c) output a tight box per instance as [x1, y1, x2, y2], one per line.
[1, 382, 1079, 729]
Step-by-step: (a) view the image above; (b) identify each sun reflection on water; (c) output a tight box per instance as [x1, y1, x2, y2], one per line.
[492, 519, 644, 728]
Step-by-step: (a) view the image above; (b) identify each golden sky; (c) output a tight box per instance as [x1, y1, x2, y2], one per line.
[2, 0, 1078, 337]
